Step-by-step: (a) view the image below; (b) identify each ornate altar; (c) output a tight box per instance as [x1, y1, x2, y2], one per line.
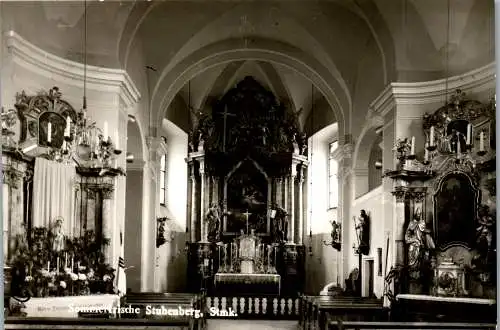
[2, 88, 123, 312]
[385, 90, 496, 302]
[186, 77, 306, 296]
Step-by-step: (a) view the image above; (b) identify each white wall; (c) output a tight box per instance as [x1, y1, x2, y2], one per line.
[305, 123, 342, 293]
[154, 119, 188, 292]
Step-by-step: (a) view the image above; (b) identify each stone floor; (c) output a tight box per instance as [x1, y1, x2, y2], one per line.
[206, 319, 298, 330]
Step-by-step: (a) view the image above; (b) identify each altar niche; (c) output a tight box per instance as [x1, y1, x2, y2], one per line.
[224, 158, 271, 235]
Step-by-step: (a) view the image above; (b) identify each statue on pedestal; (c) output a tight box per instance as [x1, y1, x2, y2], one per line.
[206, 203, 221, 243]
[271, 204, 288, 242]
[355, 210, 370, 255]
[51, 217, 66, 253]
[405, 207, 435, 272]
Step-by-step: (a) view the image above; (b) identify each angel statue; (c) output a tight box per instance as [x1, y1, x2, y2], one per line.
[51, 217, 66, 253]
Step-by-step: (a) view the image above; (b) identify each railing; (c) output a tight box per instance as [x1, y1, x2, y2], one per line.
[205, 296, 301, 319]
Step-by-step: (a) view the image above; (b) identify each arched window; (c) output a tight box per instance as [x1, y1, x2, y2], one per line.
[159, 154, 167, 205]
[329, 141, 339, 209]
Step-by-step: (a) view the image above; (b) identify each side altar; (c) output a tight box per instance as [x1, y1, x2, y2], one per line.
[186, 77, 306, 296]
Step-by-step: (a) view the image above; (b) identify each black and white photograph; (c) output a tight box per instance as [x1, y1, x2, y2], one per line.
[0, 1, 496, 329]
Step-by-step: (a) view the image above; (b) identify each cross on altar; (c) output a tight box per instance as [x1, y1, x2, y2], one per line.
[219, 105, 236, 152]
[243, 209, 252, 234]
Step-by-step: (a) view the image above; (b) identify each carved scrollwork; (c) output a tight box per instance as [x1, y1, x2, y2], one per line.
[2, 168, 23, 185]
[101, 186, 114, 200]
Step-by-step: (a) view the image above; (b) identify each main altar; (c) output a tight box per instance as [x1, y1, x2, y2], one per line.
[186, 77, 307, 297]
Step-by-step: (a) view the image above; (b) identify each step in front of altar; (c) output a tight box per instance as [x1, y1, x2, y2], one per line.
[205, 296, 300, 320]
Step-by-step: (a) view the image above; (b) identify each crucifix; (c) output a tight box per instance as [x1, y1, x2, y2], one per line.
[243, 209, 252, 234]
[219, 105, 236, 152]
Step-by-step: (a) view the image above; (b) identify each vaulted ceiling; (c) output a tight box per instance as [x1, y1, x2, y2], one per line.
[1, 0, 494, 134]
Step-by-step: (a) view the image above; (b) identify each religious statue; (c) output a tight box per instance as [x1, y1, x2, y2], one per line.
[206, 203, 221, 242]
[404, 207, 435, 270]
[50, 217, 66, 253]
[330, 220, 341, 251]
[354, 210, 370, 255]
[476, 205, 495, 255]
[271, 204, 288, 242]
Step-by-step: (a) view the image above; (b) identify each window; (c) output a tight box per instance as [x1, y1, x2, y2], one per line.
[328, 141, 339, 209]
[159, 154, 167, 205]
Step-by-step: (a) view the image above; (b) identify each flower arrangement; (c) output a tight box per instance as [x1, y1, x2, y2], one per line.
[9, 227, 115, 298]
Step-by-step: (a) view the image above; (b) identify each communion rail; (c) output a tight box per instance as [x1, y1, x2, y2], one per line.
[328, 321, 497, 330]
[4, 317, 193, 330]
[205, 295, 301, 319]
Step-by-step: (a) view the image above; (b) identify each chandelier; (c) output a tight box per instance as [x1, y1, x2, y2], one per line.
[50, 0, 121, 168]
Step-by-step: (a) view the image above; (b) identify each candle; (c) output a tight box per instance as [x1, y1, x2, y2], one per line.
[57, 257, 60, 272]
[65, 116, 71, 137]
[103, 121, 108, 140]
[71, 256, 74, 271]
[424, 143, 429, 162]
[65, 253, 68, 269]
[47, 261, 50, 271]
[410, 136, 415, 155]
[115, 131, 120, 150]
[47, 122, 52, 143]
[466, 124, 472, 145]
[480, 131, 485, 151]
[429, 126, 435, 146]
[457, 135, 461, 154]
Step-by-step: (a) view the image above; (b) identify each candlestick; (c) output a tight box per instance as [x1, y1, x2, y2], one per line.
[47, 122, 52, 143]
[103, 121, 108, 140]
[429, 126, 435, 146]
[457, 134, 461, 154]
[480, 131, 485, 152]
[410, 136, 415, 155]
[466, 124, 472, 145]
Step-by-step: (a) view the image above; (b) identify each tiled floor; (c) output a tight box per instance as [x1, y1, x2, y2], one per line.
[206, 319, 298, 330]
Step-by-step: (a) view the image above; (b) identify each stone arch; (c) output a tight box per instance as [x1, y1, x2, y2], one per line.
[150, 37, 349, 139]
[124, 117, 146, 292]
[352, 114, 383, 198]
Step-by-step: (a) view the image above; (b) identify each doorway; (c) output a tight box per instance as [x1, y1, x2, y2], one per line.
[363, 258, 375, 298]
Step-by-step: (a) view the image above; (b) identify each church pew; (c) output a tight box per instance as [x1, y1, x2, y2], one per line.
[328, 321, 497, 330]
[120, 293, 204, 330]
[300, 295, 385, 330]
[4, 317, 193, 329]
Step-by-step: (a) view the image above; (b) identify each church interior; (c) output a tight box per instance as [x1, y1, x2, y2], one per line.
[0, 0, 497, 329]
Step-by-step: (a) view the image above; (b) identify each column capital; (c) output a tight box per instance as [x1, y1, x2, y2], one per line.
[146, 136, 168, 158]
[392, 186, 409, 202]
[102, 185, 114, 199]
[407, 187, 427, 202]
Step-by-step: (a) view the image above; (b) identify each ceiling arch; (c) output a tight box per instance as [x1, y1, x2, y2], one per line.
[151, 37, 348, 138]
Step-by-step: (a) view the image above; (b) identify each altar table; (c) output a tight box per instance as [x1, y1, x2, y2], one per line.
[214, 273, 281, 296]
[17, 294, 120, 318]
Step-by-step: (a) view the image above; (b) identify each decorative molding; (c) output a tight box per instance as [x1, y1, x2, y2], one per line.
[4, 31, 141, 109]
[370, 62, 496, 116]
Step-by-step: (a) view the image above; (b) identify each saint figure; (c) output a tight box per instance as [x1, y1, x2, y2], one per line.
[51, 217, 65, 252]
[405, 207, 435, 269]
[206, 203, 221, 242]
[355, 210, 370, 255]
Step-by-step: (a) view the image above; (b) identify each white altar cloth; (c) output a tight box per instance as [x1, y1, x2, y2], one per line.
[18, 294, 120, 318]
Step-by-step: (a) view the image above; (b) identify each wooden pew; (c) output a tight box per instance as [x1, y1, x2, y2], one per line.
[301, 295, 386, 330]
[5, 317, 192, 329]
[120, 292, 204, 330]
[328, 321, 497, 330]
